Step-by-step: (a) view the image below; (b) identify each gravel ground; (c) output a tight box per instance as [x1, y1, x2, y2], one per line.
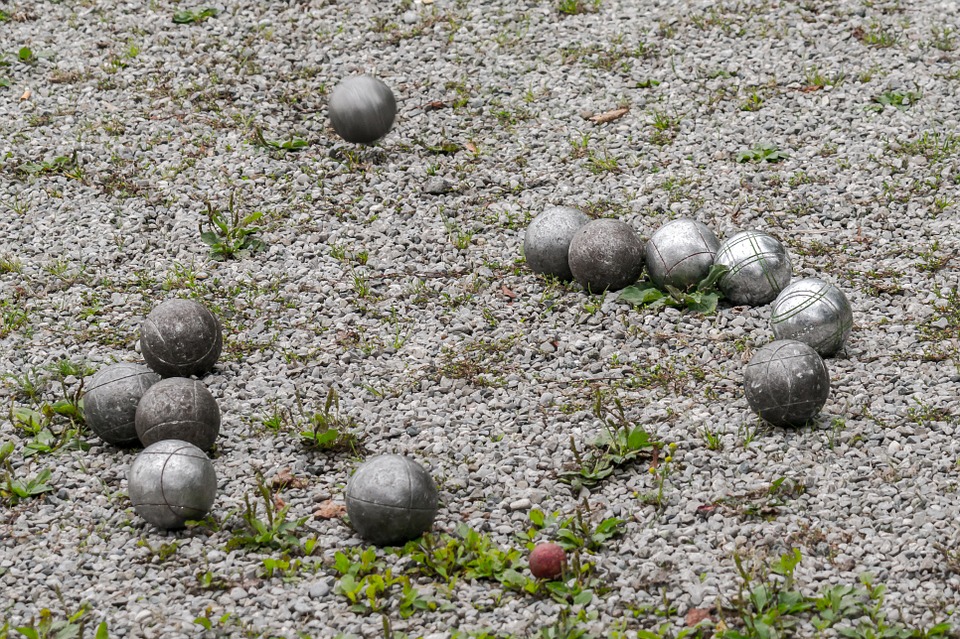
[3, 0, 960, 637]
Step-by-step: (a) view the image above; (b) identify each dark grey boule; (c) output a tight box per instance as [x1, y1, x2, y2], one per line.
[140, 299, 222, 378]
[84, 363, 161, 447]
[345, 454, 439, 546]
[128, 439, 217, 530]
[645, 218, 720, 291]
[744, 339, 830, 428]
[567, 218, 645, 293]
[524, 206, 591, 281]
[135, 377, 221, 450]
[328, 75, 397, 144]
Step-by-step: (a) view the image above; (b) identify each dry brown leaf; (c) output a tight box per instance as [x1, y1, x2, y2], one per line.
[589, 107, 629, 124]
[271, 468, 309, 491]
[423, 100, 447, 111]
[501, 285, 517, 299]
[686, 608, 713, 627]
[314, 500, 347, 520]
[19, 88, 31, 102]
[465, 141, 478, 154]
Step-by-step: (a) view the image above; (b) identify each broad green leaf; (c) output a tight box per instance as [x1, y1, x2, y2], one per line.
[193, 617, 212, 630]
[687, 292, 719, 314]
[529, 509, 545, 527]
[626, 427, 650, 450]
[573, 589, 593, 605]
[619, 284, 665, 306]
[94, 622, 109, 639]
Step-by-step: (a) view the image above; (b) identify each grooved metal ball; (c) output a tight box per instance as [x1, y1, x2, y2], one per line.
[744, 339, 830, 428]
[83, 363, 160, 447]
[645, 218, 720, 291]
[770, 277, 853, 357]
[345, 454, 439, 546]
[328, 75, 397, 144]
[524, 206, 591, 281]
[140, 299, 222, 378]
[567, 218, 645, 293]
[135, 377, 221, 450]
[128, 439, 217, 530]
[715, 230, 792, 306]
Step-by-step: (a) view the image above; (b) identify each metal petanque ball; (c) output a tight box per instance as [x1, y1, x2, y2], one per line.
[345, 454, 439, 546]
[567, 218, 645, 293]
[140, 298, 222, 378]
[523, 206, 591, 281]
[83, 363, 160, 447]
[328, 75, 397, 144]
[135, 377, 221, 450]
[715, 230, 792, 306]
[744, 339, 830, 428]
[128, 439, 217, 530]
[770, 277, 853, 357]
[645, 218, 720, 291]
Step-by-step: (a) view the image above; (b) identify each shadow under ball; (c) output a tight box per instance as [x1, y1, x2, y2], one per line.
[770, 277, 853, 357]
[567, 218, 645, 293]
[524, 206, 591, 281]
[744, 339, 830, 428]
[140, 298, 222, 378]
[135, 377, 221, 450]
[715, 230, 792, 306]
[345, 454, 439, 546]
[84, 362, 160, 447]
[328, 75, 397, 144]
[645, 218, 720, 290]
[128, 439, 217, 530]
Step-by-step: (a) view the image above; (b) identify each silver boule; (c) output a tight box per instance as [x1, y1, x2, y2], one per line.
[140, 298, 222, 378]
[128, 439, 217, 529]
[524, 206, 591, 281]
[744, 339, 830, 428]
[135, 377, 221, 450]
[715, 230, 792, 306]
[345, 454, 439, 546]
[84, 363, 160, 447]
[645, 218, 720, 291]
[328, 75, 397, 144]
[770, 277, 853, 357]
[567, 218, 645, 293]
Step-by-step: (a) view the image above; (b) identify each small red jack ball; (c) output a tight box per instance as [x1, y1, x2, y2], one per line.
[529, 543, 567, 580]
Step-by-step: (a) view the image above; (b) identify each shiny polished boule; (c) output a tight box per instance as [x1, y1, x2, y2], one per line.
[135, 377, 221, 450]
[744, 339, 830, 428]
[328, 75, 397, 144]
[645, 218, 720, 291]
[567, 218, 645, 293]
[770, 277, 853, 357]
[345, 454, 439, 546]
[140, 298, 222, 378]
[128, 439, 217, 529]
[715, 230, 792, 306]
[84, 362, 160, 447]
[523, 206, 591, 281]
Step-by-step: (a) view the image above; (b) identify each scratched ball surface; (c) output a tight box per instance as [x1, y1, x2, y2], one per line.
[567, 218, 645, 293]
[140, 298, 222, 378]
[744, 339, 830, 428]
[83, 363, 161, 447]
[715, 230, 792, 306]
[524, 206, 591, 281]
[328, 75, 397, 144]
[770, 277, 853, 357]
[128, 439, 217, 530]
[345, 454, 438, 546]
[645, 218, 720, 291]
[135, 377, 221, 450]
